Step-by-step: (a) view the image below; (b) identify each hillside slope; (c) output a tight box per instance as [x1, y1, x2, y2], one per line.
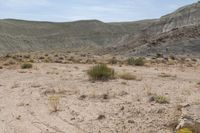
[0, 2, 200, 56]
[0, 19, 154, 55]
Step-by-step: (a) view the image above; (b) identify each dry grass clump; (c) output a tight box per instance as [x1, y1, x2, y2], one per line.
[48, 95, 60, 113]
[119, 73, 137, 80]
[21, 63, 33, 69]
[3, 58, 16, 66]
[108, 57, 118, 64]
[127, 57, 145, 66]
[158, 73, 176, 78]
[167, 60, 176, 65]
[152, 95, 169, 104]
[87, 64, 114, 81]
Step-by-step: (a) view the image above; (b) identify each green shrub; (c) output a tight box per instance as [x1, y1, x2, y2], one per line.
[21, 63, 33, 69]
[87, 64, 114, 81]
[127, 57, 145, 66]
[134, 57, 145, 66]
[153, 95, 169, 104]
[127, 57, 135, 65]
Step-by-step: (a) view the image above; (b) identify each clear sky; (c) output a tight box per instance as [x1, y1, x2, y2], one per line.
[0, 0, 197, 22]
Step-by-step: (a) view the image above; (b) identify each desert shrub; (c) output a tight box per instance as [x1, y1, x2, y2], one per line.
[23, 54, 30, 59]
[21, 63, 33, 69]
[119, 73, 136, 80]
[167, 60, 176, 65]
[48, 95, 60, 112]
[134, 57, 145, 66]
[109, 57, 118, 64]
[87, 64, 114, 81]
[5, 54, 11, 58]
[39, 56, 45, 60]
[169, 55, 176, 60]
[158, 73, 173, 78]
[29, 59, 34, 63]
[127, 57, 145, 66]
[156, 53, 163, 58]
[127, 57, 135, 65]
[153, 95, 169, 104]
[4, 59, 16, 66]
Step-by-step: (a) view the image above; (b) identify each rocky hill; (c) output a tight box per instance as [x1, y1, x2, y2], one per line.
[0, 2, 200, 57]
[123, 2, 200, 57]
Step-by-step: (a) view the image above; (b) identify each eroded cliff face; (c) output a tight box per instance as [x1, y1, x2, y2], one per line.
[147, 2, 200, 35]
[126, 2, 200, 57]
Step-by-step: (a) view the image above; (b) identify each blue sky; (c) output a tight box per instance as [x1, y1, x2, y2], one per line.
[0, 0, 197, 22]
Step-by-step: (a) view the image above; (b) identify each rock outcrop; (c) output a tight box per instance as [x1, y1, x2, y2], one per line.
[176, 104, 200, 132]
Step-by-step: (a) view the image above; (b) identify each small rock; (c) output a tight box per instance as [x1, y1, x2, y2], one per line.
[128, 120, 135, 123]
[120, 106, 124, 111]
[97, 115, 106, 120]
[78, 95, 87, 100]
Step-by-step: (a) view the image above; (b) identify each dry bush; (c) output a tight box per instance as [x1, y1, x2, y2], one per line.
[108, 57, 118, 64]
[152, 94, 169, 104]
[127, 57, 145, 66]
[167, 60, 176, 65]
[119, 72, 137, 80]
[48, 95, 60, 112]
[21, 63, 33, 69]
[4, 58, 16, 66]
[158, 73, 176, 78]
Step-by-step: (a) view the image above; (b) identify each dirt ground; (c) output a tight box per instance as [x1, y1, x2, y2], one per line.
[0, 63, 200, 133]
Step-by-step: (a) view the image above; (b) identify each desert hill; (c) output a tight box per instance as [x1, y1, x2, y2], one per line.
[0, 2, 200, 57]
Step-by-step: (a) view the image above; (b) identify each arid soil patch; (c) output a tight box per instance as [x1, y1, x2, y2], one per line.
[0, 63, 200, 133]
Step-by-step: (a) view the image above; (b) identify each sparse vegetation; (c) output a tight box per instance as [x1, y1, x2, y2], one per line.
[87, 64, 114, 81]
[158, 73, 172, 77]
[127, 57, 135, 65]
[119, 73, 136, 80]
[48, 95, 60, 112]
[121, 81, 127, 85]
[23, 54, 31, 59]
[21, 63, 33, 69]
[169, 55, 176, 60]
[109, 57, 118, 64]
[153, 95, 169, 104]
[4, 59, 16, 66]
[127, 57, 145, 66]
[156, 53, 163, 58]
[167, 60, 176, 65]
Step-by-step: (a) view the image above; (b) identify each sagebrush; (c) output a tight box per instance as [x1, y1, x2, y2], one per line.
[87, 64, 114, 81]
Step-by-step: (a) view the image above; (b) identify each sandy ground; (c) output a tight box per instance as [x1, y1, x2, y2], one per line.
[0, 63, 200, 133]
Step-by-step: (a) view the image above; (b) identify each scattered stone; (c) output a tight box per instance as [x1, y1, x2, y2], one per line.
[79, 95, 87, 100]
[128, 120, 135, 123]
[97, 115, 106, 120]
[176, 104, 200, 132]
